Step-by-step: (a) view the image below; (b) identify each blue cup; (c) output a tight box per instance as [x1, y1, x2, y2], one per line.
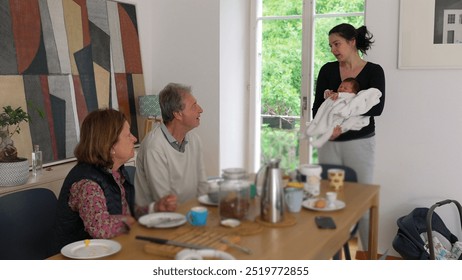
[186, 206, 208, 226]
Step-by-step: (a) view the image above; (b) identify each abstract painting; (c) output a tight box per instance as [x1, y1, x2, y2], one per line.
[0, 0, 145, 165]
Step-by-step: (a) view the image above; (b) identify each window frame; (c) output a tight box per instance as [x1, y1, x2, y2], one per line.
[249, 0, 365, 172]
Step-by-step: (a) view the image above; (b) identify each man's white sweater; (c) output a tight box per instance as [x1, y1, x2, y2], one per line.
[135, 123, 208, 208]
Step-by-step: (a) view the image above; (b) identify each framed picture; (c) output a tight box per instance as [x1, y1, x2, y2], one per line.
[0, 0, 145, 167]
[399, 0, 462, 69]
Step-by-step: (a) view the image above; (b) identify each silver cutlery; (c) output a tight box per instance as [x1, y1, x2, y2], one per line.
[136, 236, 213, 250]
[220, 238, 252, 255]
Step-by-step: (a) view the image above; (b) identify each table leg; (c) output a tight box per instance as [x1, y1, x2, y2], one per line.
[368, 194, 379, 260]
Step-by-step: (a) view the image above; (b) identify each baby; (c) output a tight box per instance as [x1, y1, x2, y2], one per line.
[324, 77, 360, 100]
[306, 77, 381, 148]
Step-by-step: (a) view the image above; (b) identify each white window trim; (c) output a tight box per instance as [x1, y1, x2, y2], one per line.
[249, 0, 313, 172]
[249, 1, 365, 171]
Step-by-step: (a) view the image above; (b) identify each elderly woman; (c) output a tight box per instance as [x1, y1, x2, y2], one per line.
[53, 108, 137, 251]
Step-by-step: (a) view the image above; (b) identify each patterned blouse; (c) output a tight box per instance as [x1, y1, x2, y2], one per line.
[68, 169, 131, 239]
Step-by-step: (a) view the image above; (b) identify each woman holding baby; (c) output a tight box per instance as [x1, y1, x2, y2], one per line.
[312, 23, 386, 251]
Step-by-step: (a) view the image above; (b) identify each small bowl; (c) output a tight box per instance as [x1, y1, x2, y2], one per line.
[220, 219, 241, 228]
[207, 191, 219, 204]
[207, 177, 222, 204]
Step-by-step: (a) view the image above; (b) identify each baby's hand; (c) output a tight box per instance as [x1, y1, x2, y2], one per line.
[323, 89, 333, 99]
[329, 92, 339, 101]
[324, 89, 339, 100]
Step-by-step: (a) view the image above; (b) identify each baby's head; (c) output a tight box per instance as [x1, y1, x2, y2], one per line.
[337, 77, 360, 94]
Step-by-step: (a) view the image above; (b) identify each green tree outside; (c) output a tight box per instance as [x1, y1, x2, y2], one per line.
[260, 0, 364, 170]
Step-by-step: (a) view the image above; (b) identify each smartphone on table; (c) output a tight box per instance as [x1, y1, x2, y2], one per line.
[315, 216, 336, 229]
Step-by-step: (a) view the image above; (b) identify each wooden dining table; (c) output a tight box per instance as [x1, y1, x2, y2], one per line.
[49, 180, 380, 260]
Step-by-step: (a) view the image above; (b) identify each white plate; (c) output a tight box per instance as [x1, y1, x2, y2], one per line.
[61, 239, 121, 259]
[302, 198, 346, 212]
[138, 212, 186, 228]
[198, 194, 218, 206]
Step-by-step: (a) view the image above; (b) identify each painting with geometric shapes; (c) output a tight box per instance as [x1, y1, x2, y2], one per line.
[0, 0, 144, 165]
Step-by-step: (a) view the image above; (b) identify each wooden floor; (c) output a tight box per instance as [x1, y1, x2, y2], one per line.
[349, 237, 359, 259]
[335, 237, 359, 260]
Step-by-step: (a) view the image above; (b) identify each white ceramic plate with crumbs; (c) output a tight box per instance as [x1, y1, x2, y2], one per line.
[197, 194, 218, 206]
[61, 239, 121, 259]
[302, 198, 346, 212]
[138, 212, 186, 228]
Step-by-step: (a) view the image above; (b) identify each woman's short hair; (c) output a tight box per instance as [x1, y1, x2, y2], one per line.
[158, 83, 192, 124]
[74, 108, 127, 168]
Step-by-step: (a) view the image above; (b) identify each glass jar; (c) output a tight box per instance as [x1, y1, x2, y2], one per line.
[218, 168, 251, 221]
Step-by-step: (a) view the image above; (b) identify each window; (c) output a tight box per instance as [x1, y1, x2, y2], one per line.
[250, 0, 364, 172]
[447, 30, 455, 43]
[448, 14, 455, 24]
[260, 1, 303, 171]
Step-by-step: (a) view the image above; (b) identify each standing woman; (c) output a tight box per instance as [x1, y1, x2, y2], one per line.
[53, 108, 137, 253]
[312, 23, 385, 250]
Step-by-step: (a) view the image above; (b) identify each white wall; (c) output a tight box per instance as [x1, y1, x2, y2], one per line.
[122, 0, 251, 177]
[124, 0, 462, 257]
[219, 0, 250, 171]
[149, 0, 222, 177]
[121, 0, 223, 176]
[366, 0, 462, 256]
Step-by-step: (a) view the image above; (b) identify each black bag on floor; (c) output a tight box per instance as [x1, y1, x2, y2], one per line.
[392, 200, 462, 260]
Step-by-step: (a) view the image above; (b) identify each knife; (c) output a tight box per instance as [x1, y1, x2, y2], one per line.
[136, 236, 214, 250]
[220, 238, 252, 255]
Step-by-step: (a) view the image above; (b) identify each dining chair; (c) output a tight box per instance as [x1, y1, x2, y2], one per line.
[124, 165, 136, 186]
[319, 163, 358, 260]
[0, 188, 58, 259]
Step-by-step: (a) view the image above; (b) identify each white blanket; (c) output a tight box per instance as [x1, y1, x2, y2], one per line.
[306, 88, 382, 148]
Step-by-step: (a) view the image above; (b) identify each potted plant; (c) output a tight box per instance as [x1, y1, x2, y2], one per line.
[0, 106, 32, 186]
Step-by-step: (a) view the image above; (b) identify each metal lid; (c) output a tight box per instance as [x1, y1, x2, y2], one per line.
[222, 168, 247, 179]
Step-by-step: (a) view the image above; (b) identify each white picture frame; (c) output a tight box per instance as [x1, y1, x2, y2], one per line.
[399, 0, 462, 69]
